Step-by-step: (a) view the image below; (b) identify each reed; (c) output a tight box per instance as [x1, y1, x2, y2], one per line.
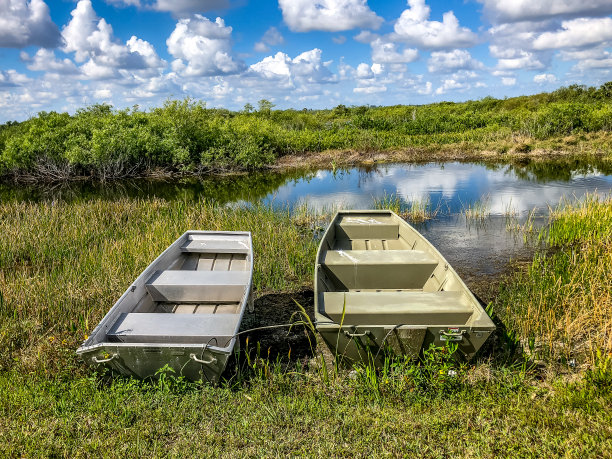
[495, 193, 612, 364]
[504, 207, 544, 244]
[372, 192, 438, 222]
[461, 196, 491, 221]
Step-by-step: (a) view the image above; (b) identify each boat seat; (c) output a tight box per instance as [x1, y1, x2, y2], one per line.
[322, 291, 473, 325]
[322, 250, 438, 289]
[336, 217, 399, 240]
[146, 270, 249, 303]
[107, 313, 237, 345]
[181, 235, 250, 254]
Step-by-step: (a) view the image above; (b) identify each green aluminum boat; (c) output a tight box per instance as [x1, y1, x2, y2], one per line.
[314, 210, 495, 364]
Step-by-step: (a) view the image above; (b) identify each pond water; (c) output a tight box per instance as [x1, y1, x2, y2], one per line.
[3, 158, 611, 286]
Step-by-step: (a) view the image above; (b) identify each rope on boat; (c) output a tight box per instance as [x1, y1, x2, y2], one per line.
[232, 321, 336, 338]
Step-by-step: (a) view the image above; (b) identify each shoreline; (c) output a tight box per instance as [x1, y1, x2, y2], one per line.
[2, 133, 611, 184]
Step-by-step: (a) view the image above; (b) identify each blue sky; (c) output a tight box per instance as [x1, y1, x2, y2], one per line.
[0, 0, 611, 121]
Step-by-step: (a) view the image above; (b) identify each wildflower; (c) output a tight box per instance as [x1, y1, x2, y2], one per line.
[48, 336, 55, 343]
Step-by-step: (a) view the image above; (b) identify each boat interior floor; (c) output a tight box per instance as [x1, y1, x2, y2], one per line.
[320, 225, 474, 325]
[106, 242, 250, 345]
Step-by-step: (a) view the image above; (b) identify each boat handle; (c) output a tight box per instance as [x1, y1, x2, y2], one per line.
[92, 353, 117, 364]
[440, 330, 465, 342]
[344, 330, 371, 338]
[190, 353, 217, 365]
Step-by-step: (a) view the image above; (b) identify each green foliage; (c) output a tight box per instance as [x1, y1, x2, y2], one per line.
[257, 98, 275, 113]
[1, 81, 611, 178]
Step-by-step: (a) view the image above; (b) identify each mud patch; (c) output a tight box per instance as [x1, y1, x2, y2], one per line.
[238, 289, 316, 362]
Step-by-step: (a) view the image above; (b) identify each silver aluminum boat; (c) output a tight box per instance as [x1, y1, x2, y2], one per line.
[77, 231, 253, 384]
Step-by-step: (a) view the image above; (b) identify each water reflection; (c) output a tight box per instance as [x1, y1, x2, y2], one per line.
[2, 158, 611, 209]
[264, 160, 612, 216]
[0, 169, 313, 204]
[2, 159, 610, 281]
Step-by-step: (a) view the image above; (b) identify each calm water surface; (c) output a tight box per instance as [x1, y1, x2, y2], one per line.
[257, 161, 612, 280]
[3, 159, 611, 281]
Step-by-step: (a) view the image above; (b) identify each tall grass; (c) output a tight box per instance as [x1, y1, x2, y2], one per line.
[495, 194, 612, 364]
[461, 195, 491, 221]
[1, 194, 612, 455]
[372, 192, 438, 222]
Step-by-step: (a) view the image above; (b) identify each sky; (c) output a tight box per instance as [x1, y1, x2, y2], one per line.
[0, 0, 611, 122]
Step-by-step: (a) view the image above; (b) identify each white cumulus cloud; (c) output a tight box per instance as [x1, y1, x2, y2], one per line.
[501, 77, 516, 86]
[427, 49, 483, 73]
[153, 0, 228, 15]
[249, 48, 334, 85]
[279, 0, 383, 32]
[533, 17, 612, 50]
[371, 38, 418, 64]
[355, 62, 374, 79]
[355, 32, 419, 64]
[393, 0, 478, 49]
[24, 49, 79, 74]
[105, 0, 229, 15]
[0, 0, 61, 48]
[533, 73, 557, 83]
[490, 46, 545, 70]
[478, 0, 612, 23]
[435, 78, 467, 95]
[167, 15, 243, 76]
[250, 52, 292, 79]
[254, 26, 284, 53]
[353, 85, 386, 94]
[560, 48, 612, 70]
[62, 0, 165, 79]
[0, 69, 29, 88]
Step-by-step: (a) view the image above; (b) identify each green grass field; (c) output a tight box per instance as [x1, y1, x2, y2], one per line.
[0, 196, 611, 456]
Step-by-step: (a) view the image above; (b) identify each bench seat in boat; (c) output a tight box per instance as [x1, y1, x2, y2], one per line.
[146, 270, 249, 303]
[335, 216, 399, 240]
[322, 250, 438, 289]
[181, 235, 250, 254]
[322, 291, 473, 325]
[107, 313, 237, 345]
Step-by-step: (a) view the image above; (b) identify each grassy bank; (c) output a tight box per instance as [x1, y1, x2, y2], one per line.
[1, 83, 611, 181]
[0, 196, 611, 455]
[495, 195, 612, 365]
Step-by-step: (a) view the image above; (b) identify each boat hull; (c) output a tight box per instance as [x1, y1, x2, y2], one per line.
[316, 324, 494, 365]
[314, 210, 495, 364]
[77, 341, 236, 384]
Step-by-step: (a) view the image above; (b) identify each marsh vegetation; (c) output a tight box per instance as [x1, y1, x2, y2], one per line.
[1, 82, 611, 181]
[0, 193, 611, 455]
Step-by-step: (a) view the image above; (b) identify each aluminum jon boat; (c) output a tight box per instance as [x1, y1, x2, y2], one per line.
[77, 231, 253, 384]
[314, 210, 495, 364]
